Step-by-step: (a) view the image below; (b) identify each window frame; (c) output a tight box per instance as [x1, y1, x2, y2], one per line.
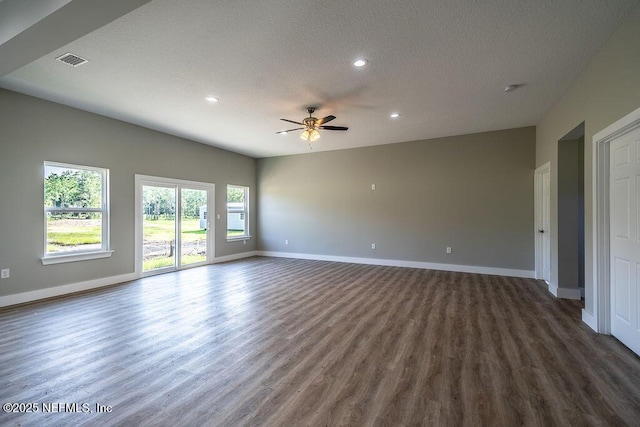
[226, 184, 250, 241]
[42, 161, 112, 265]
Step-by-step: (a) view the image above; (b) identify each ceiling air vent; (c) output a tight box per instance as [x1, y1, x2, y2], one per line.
[55, 53, 89, 67]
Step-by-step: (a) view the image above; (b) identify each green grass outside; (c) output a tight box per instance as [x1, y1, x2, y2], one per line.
[47, 219, 101, 252]
[143, 218, 202, 241]
[47, 218, 205, 244]
[47, 217, 242, 247]
[142, 218, 207, 271]
[143, 218, 245, 239]
[143, 254, 206, 271]
[48, 229, 102, 246]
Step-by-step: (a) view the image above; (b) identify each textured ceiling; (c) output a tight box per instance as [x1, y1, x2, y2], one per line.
[1, 0, 638, 158]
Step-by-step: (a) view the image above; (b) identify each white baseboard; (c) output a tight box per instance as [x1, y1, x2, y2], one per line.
[548, 282, 582, 300]
[0, 250, 533, 307]
[582, 309, 598, 332]
[257, 251, 535, 278]
[213, 251, 258, 264]
[0, 251, 259, 308]
[0, 272, 137, 308]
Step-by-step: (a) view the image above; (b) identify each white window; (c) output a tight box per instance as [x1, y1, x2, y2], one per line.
[227, 185, 249, 239]
[43, 162, 111, 264]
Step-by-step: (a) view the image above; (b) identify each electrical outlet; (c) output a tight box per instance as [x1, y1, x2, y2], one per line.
[446, 247, 452, 254]
[371, 243, 376, 249]
[285, 239, 289, 245]
[216, 214, 221, 220]
[371, 184, 376, 190]
[1, 269, 9, 279]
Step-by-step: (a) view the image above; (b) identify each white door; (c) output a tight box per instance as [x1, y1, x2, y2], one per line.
[535, 163, 551, 283]
[610, 127, 640, 355]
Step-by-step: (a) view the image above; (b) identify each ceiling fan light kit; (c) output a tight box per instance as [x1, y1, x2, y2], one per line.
[277, 107, 348, 147]
[300, 129, 320, 141]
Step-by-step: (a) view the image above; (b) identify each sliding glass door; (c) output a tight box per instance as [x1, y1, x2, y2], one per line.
[136, 176, 214, 276]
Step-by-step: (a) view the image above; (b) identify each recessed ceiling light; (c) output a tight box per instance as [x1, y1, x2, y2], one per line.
[390, 112, 401, 119]
[276, 131, 288, 135]
[205, 96, 219, 103]
[353, 58, 368, 68]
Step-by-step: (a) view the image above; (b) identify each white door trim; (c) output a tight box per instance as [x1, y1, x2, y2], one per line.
[534, 162, 551, 282]
[134, 174, 215, 278]
[590, 106, 640, 334]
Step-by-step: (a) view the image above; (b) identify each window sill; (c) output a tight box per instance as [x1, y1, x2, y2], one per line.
[227, 235, 251, 243]
[42, 250, 114, 265]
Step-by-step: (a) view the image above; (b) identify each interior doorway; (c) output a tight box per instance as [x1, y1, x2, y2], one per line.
[557, 122, 585, 298]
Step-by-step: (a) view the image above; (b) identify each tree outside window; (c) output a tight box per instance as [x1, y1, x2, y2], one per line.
[44, 162, 109, 255]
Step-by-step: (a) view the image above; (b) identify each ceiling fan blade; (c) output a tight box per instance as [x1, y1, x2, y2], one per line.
[280, 118, 304, 125]
[316, 115, 336, 126]
[319, 125, 349, 131]
[276, 127, 304, 134]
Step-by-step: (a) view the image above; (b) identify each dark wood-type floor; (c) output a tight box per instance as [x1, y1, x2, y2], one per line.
[1, 257, 639, 426]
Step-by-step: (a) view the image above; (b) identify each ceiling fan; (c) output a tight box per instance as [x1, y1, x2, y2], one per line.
[277, 107, 348, 142]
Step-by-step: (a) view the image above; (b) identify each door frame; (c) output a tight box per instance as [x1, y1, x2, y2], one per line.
[534, 162, 551, 282]
[590, 106, 640, 334]
[135, 174, 215, 277]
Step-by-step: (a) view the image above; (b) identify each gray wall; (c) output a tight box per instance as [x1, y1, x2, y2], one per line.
[557, 135, 585, 290]
[536, 4, 640, 312]
[0, 88, 256, 297]
[258, 127, 536, 271]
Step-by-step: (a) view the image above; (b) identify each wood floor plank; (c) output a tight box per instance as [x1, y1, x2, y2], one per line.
[1, 257, 639, 426]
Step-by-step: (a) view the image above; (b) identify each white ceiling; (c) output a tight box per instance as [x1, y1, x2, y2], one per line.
[1, 0, 638, 158]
